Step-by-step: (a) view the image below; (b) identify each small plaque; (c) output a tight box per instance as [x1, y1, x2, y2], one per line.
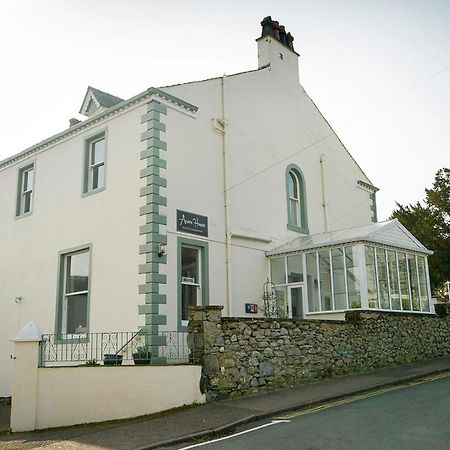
[177, 210, 208, 237]
[245, 303, 258, 314]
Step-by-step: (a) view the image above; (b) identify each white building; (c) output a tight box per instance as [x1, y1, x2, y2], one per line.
[0, 17, 433, 396]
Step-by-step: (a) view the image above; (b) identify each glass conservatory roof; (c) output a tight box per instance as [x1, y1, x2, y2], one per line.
[267, 219, 432, 257]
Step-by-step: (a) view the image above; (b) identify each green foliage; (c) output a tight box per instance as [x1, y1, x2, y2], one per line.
[391, 168, 450, 294]
[85, 359, 99, 366]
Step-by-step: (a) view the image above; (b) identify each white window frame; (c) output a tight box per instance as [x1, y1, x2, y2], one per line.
[180, 245, 201, 327]
[288, 171, 301, 226]
[88, 136, 106, 191]
[82, 129, 107, 196]
[56, 245, 92, 339]
[16, 162, 35, 217]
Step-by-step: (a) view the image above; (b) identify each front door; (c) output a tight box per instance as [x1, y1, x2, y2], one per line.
[288, 285, 304, 319]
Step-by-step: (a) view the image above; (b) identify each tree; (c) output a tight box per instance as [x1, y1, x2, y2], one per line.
[391, 168, 450, 296]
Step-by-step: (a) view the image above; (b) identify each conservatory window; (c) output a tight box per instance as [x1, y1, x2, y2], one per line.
[387, 250, 401, 310]
[408, 254, 421, 311]
[332, 248, 347, 310]
[398, 252, 411, 310]
[318, 250, 333, 311]
[417, 256, 430, 312]
[365, 246, 379, 309]
[376, 249, 390, 309]
[306, 252, 320, 312]
[345, 247, 361, 308]
[271, 257, 286, 285]
[287, 255, 303, 283]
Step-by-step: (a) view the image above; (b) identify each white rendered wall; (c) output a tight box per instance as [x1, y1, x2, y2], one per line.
[164, 38, 374, 317]
[161, 83, 228, 327]
[36, 365, 204, 429]
[0, 105, 147, 395]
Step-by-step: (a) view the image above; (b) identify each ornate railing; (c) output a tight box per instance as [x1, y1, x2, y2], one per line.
[39, 331, 190, 366]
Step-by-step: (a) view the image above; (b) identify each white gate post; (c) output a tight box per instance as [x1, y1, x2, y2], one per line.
[10, 322, 42, 432]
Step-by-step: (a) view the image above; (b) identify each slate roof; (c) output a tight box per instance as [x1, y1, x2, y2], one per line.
[88, 87, 124, 108]
[267, 219, 432, 256]
[79, 86, 124, 116]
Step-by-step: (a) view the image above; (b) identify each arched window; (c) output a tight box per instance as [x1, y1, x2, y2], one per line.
[286, 164, 308, 233]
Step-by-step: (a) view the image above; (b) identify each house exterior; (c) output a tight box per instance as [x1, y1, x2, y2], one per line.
[0, 17, 433, 396]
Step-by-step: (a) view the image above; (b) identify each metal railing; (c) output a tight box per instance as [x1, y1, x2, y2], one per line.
[39, 331, 190, 367]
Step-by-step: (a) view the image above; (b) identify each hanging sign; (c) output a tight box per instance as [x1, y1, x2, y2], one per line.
[177, 209, 208, 237]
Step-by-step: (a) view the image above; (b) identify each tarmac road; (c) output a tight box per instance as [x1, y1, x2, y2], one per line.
[176, 372, 450, 450]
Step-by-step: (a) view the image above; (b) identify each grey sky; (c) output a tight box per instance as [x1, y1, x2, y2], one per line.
[1, 0, 449, 220]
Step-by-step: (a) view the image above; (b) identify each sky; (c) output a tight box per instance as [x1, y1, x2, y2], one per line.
[1, 0, 449, 220]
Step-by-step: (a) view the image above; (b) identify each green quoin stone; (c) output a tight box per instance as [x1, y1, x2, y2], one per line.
[144, 314, 167, 326]
[146, 213, 167, 225]
[150, 356, 167, 365]
[141, 109, 160, 123]
[140, 148, 161, 160]
[146, 335, 167, 346]
[140, 197, 166, 213]
[140, 165, 161, 178]
[144, 293, 167, 304]
[139, 283, 161, 294]
[146, 137, 167, 151]
[149, 101, 168, 115]
[139, 303, 165, 315]
[141, 128, 160, 141]
[147, 119, 166, 132]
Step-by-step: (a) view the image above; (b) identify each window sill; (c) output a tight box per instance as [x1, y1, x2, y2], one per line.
[15, 210, 33, 220]
[81, 186, 106, 198]
[287, 223, 309, 234]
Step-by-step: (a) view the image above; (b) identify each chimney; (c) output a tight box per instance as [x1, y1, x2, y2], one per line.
[69, 118, 81, 127]
[256, 16, 299, 82]
[259, 16, 296, 52]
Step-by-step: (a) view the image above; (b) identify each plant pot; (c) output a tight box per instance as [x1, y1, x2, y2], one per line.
[133, 352, 152, 365]
[103, 354, 123, 366]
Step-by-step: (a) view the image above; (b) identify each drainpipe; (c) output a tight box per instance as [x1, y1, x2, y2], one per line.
[319, 155, 328, 232]
[221, 75, 233, 316]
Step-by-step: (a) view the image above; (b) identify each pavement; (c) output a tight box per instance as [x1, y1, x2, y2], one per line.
[1, 356, 450, 450]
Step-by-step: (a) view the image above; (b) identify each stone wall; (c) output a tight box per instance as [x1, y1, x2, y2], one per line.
[187, 305, 450, 401]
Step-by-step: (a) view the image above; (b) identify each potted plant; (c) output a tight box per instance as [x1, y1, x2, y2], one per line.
[85, 359, 100, 366]
[103, 354, 123, 366]
[133, 345, 152, 365]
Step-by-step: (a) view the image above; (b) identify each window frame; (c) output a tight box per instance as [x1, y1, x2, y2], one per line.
[16, 161, 35, 218]
[285, 164, 308, 234]
[177, 236, 209, 331]
[55, 244, 92, 341]
[82, 129, 107, 196]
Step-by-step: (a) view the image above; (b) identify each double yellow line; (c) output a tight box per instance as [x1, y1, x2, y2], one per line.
[276, 371, 450, 420]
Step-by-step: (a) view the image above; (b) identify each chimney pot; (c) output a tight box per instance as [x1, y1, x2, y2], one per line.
[261, 16, 273, 37]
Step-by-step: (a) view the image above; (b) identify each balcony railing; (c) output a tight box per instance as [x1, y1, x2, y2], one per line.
[39, 331, 191, 367]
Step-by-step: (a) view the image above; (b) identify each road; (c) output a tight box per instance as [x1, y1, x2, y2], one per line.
[177, 373, 450, 450]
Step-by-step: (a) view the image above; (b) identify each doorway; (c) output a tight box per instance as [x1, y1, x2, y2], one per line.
[289, 285, 304, 319]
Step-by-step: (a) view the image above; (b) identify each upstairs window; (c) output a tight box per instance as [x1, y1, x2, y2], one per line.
[286, 164, 308, 233]
[83, 131, 106, 195]
[16, 163, 34, 217]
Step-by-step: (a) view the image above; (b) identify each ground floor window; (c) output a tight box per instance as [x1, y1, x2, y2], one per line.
[177, 237, 209, 329]
[56, 245, 91, 337]
[304, 246, 363, 312]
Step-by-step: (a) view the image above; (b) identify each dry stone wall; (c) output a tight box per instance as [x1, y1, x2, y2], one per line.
[187, 305, 450, 401]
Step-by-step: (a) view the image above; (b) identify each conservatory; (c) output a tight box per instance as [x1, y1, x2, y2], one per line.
[267, 220, 434, 320]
